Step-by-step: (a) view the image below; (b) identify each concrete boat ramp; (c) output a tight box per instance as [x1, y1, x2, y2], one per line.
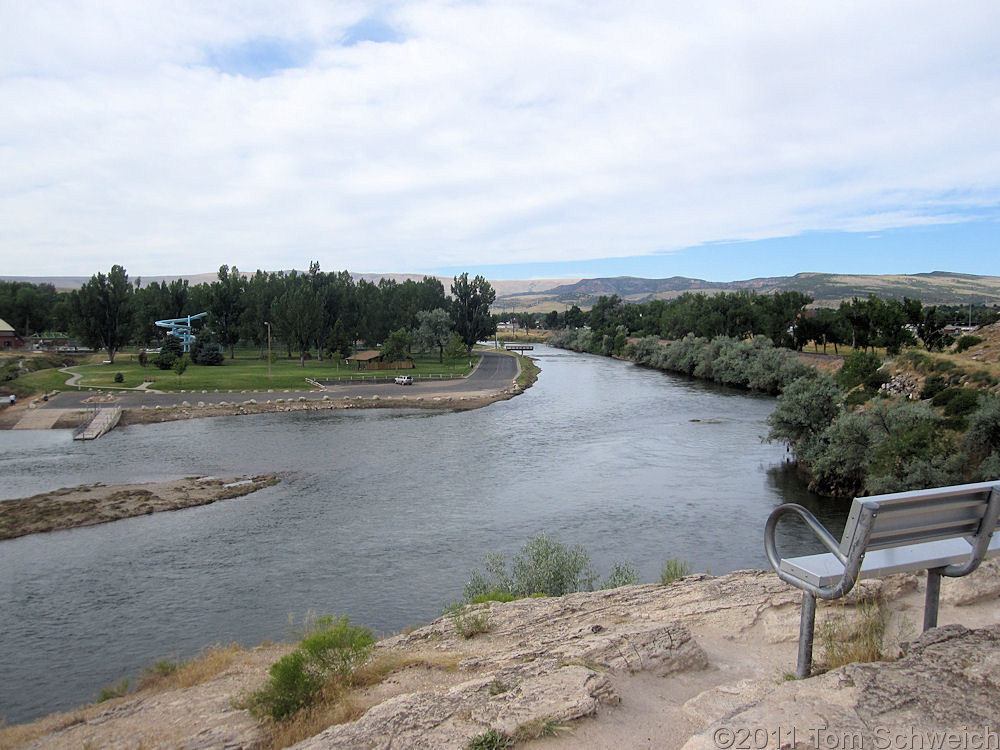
[10, 404, 124, 440]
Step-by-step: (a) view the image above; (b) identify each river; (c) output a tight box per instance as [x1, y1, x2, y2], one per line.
[0, 345, 847, 724]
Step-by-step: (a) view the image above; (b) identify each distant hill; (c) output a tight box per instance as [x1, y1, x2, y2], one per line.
[0, 271, 580, 298]
[497, 272, 1000, 312]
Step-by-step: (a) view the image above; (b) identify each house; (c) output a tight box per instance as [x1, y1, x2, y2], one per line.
[0, 319, 24, 350]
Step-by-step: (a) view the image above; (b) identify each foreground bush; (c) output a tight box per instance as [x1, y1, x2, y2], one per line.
[247, 616, 374, 722]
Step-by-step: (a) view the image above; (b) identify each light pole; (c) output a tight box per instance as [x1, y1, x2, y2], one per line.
[264, 321, 271, 378]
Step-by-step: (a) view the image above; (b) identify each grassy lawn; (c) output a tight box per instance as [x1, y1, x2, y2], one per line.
[62, 353, 480, 392]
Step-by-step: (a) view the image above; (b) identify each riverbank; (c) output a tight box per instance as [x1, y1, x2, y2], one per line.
[0, 474, 279, 540]
[0, 350, 538, 430]
[4, 563, 998, 749]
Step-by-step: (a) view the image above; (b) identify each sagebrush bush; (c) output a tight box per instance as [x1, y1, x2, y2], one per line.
[463, 533, 624, 602]
[602, 561, 639, 589]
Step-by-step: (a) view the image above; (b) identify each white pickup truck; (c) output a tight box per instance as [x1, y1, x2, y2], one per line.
[394, 375, 413, 385]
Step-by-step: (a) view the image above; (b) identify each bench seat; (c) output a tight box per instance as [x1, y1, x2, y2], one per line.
[781, 533, 1000, 588]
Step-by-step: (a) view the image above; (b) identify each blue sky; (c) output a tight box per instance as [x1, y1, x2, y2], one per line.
[1, 2, 998, 281]
[435, 220, 1000, 281]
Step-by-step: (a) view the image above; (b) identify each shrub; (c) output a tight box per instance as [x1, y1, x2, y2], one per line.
[931, 387, 962, 407]
[844, 389, 870, 408]
[113, 372, 124, 383]
[836, 350, 882, 390]
[509, 533, 596, 597]
[96, 678, 130, 702]
[902, 351, 932, 373]
[468, 729, 514, 750]
[299, 615, 376, 680]
[602, 561, 639, 589]
[920, 374, 949, 400]
[463, 533, 603, 601]
[819, 594, 895, 670]
[250, 650, 323, 721]
[445, 603, 490, 638]
[969, 369, 996, 386]
[659, 557, 691, 585]
[954, 335, 983, 353]
[943, 389, 980, 418]
[153, 351, 177, 370]
[191, 337, 224, 366]
[805, 410, 876, 498]
[933, 359, 956, 373]
[963, 397, 1000, 461]
[247, 615, 374, 722]
[766, 374, 842, 453]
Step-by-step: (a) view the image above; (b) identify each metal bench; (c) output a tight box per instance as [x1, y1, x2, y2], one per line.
[765, 480, 1000, 679]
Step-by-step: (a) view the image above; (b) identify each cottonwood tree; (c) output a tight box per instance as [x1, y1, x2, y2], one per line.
[68, 265, 134, 364]
[208, 265, 246, 359]
[450, 273, 496, 354]
[415, 308, 454, 363]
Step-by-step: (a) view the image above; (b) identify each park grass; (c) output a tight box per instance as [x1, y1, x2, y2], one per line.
[36, 353, 479, 393]
[8, 367, 76, 397]
[514, 352, 540, 390]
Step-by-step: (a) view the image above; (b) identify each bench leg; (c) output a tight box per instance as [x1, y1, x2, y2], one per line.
[924, 567, 943, 631]
[797, 591, 817, 679]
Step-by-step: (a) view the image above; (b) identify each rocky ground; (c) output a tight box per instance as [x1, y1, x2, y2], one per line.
[3, 561, 998, 750]
[0, 475, 279, 540]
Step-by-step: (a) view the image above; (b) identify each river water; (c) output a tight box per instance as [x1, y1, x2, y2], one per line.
[0, 345, 847, 724]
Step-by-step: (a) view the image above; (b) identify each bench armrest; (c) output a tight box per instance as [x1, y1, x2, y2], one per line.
[942, 487, 1000, 577]
[764, 503, 864, 600]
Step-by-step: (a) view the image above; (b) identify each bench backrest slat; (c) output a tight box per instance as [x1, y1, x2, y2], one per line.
[839, 481, 999, 556]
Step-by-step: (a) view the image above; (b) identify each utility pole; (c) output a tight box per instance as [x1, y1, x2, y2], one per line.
[265, 321, 272, 378]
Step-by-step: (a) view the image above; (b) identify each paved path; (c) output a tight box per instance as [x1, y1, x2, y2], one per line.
[39, 350, 521, 411]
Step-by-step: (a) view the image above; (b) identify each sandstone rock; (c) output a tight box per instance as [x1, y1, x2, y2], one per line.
[942, 558, 1000, 606]
[683, 624, 1000, 750]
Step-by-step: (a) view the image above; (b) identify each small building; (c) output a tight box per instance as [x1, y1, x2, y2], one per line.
[346, 350, 384, 370]
[346, 349, 414, 371]
[0, 319, 24, 350]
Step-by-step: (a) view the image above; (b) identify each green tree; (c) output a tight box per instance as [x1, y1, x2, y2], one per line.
[443, 332, 466, 363]
[172, 354, 189, 380]
[190, 336, 223, 365]
[563, 305, 585, 329]
[272, 272, 323, 367]
[415, 308, 454, 363]
[766, 374, 842, 455]
[68, 265, 134, 363]
[450, 273, 496, 354]
[208, 265, 246, 359]
[325, 318, 353, 361]
[836, 350, 883, 390]
[380, 327, 411, 364]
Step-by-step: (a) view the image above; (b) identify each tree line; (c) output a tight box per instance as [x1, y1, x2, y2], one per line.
[521, 291, 999, 355]
[1, 265, 497, 365]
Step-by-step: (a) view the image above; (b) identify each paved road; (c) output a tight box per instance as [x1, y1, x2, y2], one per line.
[40, 350, 520, 410]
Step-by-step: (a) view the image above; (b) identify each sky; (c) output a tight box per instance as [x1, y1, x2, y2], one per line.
[1, 1, 999, 282]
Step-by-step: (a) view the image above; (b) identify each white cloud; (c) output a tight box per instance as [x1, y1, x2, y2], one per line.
[1, 0, 998, 275]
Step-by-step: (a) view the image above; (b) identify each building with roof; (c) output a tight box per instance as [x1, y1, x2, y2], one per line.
[0, 319, 24, 349]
